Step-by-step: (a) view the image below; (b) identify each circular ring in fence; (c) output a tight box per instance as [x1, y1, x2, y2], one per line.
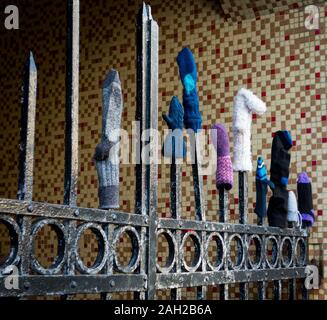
[205, 232, 224, 271]
[113, 226, 140, 273]
[0, 216, 21, 269]
[74, 223, 108, 274]
[280, 237, 293, 268]
[294, 238, 306, 267]
[265, 235, 279, 269]
[227, 234, 245, 270]
[181, 231, 202, 272]
[247, 235, 263, 269]
[31, 219, 67, 275]
[156, 229, 177, 273]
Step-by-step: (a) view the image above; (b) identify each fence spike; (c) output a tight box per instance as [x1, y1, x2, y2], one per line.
[135, 2, 158, 300]
[64, 0, 79, 207]
[61, 0, 79, 301]
[17, 51, 37, 202]
[219, 188, 229, 300]
[169, 142, 183, 300]
[16, 51, 37, 278]
[239, 172, 249, 300]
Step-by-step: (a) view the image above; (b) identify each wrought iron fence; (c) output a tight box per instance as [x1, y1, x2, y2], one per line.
[0, 1, 308, 300]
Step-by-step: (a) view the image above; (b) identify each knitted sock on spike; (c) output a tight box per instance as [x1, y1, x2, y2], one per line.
[94, 70, 123, 209]
[211, 124, 233, 190]
[297, 172, 315, 227]
[267, 186, 289, 228]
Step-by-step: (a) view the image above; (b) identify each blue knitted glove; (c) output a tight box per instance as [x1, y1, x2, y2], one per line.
[176, 47, 202, 132]
[162, 96, 186, 158]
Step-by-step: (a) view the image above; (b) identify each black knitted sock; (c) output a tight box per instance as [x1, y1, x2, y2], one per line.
[297, 182, 313, 213]
[267, 186, 289, 228]
[270, 131, 292, 187]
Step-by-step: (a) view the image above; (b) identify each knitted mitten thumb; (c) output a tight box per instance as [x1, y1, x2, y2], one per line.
[211, 124, 233, 190]
[94, 70, 123, 209]
[162, 96, 186, 159]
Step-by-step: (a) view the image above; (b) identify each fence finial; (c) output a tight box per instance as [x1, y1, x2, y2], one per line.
[139, 2, 152, 20]
[29, 51, 36, 71]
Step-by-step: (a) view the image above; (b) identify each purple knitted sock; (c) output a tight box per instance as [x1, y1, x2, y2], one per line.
[297, 171, 314, 227]
[211, 124, 233, 190]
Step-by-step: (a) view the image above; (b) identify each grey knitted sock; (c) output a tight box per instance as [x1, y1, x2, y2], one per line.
[94, 69, 123, 209]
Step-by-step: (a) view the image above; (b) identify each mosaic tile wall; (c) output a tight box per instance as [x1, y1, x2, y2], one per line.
[0, 0, 327, 299]
[219, 0, 313, 21]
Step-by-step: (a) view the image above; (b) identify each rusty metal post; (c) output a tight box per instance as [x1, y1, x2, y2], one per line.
[100, 222, 114, 300]
[239, 172, 249, 300]
[257, 275, 266, 300]
[62, 0, 79, 301]
[273, 235, 282, 300]
[170, 154, 182, 300]
[17, 52, 37, 277]
[302, 237, 309, 300]
[191, 139, 206, 299]
[64, 0, 79, 207]
[219, 188, 229, 300]
[17, 52, 37, 203]
[257, 197, 266, 300]
[135, 3, 158, 300]
[273, 279, 282, 300]
[302, 279, 309, 300]
[288, 235, 296, 300]
[257, 237, 267, 300]
[289, 278, 296, 300]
